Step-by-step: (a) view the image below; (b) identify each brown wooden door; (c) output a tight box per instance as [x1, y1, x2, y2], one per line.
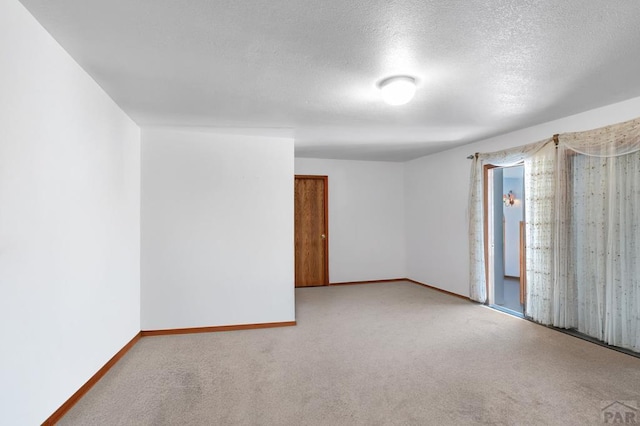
[294, 176, 328, 287]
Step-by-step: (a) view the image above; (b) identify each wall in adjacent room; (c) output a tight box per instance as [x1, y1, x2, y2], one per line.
[503, 167, 524, 277]
[0, 1, 141, 424]
[141, 128, 295, 330]
[404, 96, 640, 297]
[295, 158, 406, 283]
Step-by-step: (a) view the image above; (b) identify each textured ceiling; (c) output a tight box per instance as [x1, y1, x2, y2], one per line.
[18, 0, 640, 161]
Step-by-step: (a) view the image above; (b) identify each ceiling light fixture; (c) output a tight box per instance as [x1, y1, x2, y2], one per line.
[378, 76, 417, 106]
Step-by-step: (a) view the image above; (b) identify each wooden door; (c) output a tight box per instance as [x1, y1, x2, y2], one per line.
[294, 176, 328, 287]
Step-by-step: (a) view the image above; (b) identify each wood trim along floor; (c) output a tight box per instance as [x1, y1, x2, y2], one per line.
[329, 279, 407, 286]
[43, 281, 467, 424]
[404, 278, 471, 301]
[328, 278, 471, 302]
[42, 332, 142, 426]
[43, 321, 296, 424]
[140, 321, 297, 337]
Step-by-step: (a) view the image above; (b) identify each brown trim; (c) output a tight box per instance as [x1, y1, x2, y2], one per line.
[405, 279, 471, 301]
[294, 174, 329, 286]
[483, 164, 497, 302]
[43, 277, 474, 423]
[42, 332, 141, 426]
[519, 220, 526, 306]
[294, 175, 326, 179]
[324, 278, 472, 302]
[323, 176, 329, 285]
[44, 320, 297, 423]
[141, 321, 296, 337]
[329, 278, 407, 286]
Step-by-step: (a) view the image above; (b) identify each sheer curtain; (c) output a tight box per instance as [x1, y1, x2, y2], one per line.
[469, 116, 640, 352]
[468, 139, 552, 303]
[601, 152, 640, 351]
[556, 117, 640, 351]
[526, 117, 640, 352]
[523, 142, 557, 324]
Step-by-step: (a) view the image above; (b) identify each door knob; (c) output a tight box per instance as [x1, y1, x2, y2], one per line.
[321, 234, 326, 239]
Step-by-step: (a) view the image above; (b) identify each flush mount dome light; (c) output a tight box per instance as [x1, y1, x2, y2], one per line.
[378, 76, 417, 106]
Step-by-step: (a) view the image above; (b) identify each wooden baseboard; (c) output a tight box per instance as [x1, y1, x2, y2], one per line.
[329, 278, 406, 286]
[42, 331, 141, 426]
[404, 278, 471, 301]
[44, 320, 296, 423]
[43, 281, 467, 424]
[141, 321, 297, 337]
[329, 278, 470, 302]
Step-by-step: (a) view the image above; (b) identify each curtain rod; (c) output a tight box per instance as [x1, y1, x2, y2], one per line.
[466, 134, 561, 158]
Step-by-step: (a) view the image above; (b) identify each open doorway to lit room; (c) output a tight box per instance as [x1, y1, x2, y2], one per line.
[486, 165, 525, 316]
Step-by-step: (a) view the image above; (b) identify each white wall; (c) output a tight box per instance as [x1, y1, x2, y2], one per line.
[405, 96, 640, 297]
[142, 128, 295, 330]
[0, 1, 141, 424]
[503, 167, 524, 277]
[295, 158, 406, 283]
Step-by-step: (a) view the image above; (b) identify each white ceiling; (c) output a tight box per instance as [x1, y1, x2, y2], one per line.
[18, 0, 640, 161]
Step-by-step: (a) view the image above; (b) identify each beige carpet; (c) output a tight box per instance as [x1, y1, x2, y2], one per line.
[59, 282, 640, 425]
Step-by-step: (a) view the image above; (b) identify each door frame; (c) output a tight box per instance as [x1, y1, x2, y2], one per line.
[294, 175, 329, 286]
[483, 164, 526, 313]
[483, 164, 497, 302]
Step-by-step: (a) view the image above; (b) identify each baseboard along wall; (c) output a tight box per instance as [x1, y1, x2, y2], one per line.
[329, 278, 407, 286]
[43, 279, 467, 424]
[330, 278, 471, 301]
[140, 321, 297, 337]
[42, 332, 142, 426]
[403, 278, 471, 301]
[42, 321, 296, 425]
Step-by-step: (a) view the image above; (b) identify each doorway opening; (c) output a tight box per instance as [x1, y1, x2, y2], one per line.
[486, 165, 525, 316]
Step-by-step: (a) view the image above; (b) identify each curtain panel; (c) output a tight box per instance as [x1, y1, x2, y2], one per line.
[555, 116, 640, 351]
[468, 138, 552, 303]
[469, 116, 640, 352]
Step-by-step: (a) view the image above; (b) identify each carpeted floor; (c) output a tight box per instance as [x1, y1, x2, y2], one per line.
[59, 281, 640, 425]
